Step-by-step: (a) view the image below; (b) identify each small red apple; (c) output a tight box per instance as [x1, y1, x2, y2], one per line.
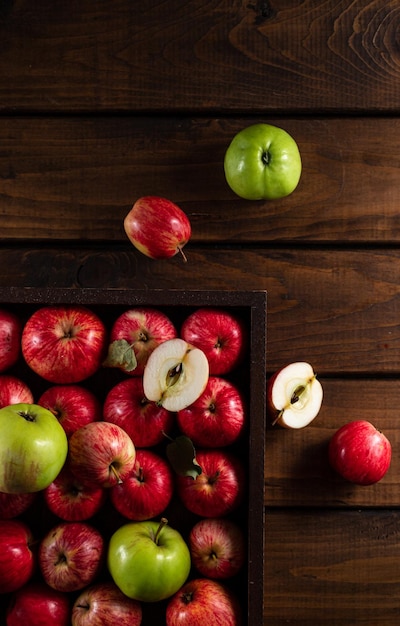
[0, 491, 37, 520]
[124, 196, 191, 261]
[0, 519, 35, 593]
[0, 375, 34, 408]
[328, 420, 391, 486]
[181, 307, 246, 375]
[38, 384, 102, 438]
[71, 581, 142, 626]
[189, 517, 246, 579]
[0, 309, 22, 373]
[166, 578, 242, 625]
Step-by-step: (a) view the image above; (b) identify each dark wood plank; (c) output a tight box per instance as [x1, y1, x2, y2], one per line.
[266, 378, 399, 507]
[0, 1, 398, 113]
[1, 116, 400, 242]
[0, 245, 399, 376]
[265, 509, 400, 624]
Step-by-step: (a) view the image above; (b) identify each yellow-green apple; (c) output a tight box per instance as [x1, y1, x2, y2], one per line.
[21, 305, 107, 384]
[68, 421, 136, 488]
[0, 309, 21, 372]
[0, 520, 35, 593]
[71, 581, 142, 626]
[110, 449, 174, 521]
[0, 374, 33, 408]
[106, 307, 177, 376]
[176, 449, 245, 517]
[124, 196, 191, 261]
[0, 491, 37, 520]
[181, 308, 246, 375]
[38, 521, 105, 593]
[0, 402, 68, 493]
[166, 578, 242, 625]
[38, 384, 102, 438]
[328, 420, 392, 486]
[177, 376, 246, 447]
[189, 517, 246, 579]
[267, 361, 323, 428]
[107, 518, 191, 602]
[6, 582, 71, 626]
[43, 464, 107, 522]
[143, 337, 209, 412]
[103, 377, 174, 447]
[224, 122, 302, 200]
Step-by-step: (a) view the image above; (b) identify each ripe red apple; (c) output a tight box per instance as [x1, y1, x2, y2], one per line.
[177, 376, 246, 447]
[181, 308, 246, 375]
[0, 309, 21, 373]
[124, 196, 191, 261]
[189, 517, 246, 579]
[6, 581, 71, 626]
[176, 449, 245, 518]
[38, 521, 105, 592]
[71, 581, 143, 626]
[43, 464, 107, 522]
[107, 306, 177, 376]
[21, 305, 107, 384]
[103, 377, 174, 447]
[166, 578, 242, 625]
[328, 420, 392, 486]
[0, 374, 34, 408]
[0, 491, 37, 520]
[0, 519, 35, 593]
[38, 384, 102, 438]
[110, 448, 174, 521]
[68, 421, 136, 488]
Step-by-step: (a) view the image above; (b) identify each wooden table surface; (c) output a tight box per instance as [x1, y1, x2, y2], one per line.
[2, 2, 400, 623]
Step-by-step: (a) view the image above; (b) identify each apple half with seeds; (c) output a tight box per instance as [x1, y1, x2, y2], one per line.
[143, 338, 209, 412]
[267, 361, 323, 428]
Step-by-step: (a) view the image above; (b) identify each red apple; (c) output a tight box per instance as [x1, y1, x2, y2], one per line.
[38, 521, 105, 592]
[166, 578, 242, 625]
[38, 384, 102, 438]
[0, 520, 35, 593]
[21, 305, 107, 384]
[110, 449, 174, 521]
[107, 307, 177, 376]
[71, 581, 142, 626]
[189, 517, 246, 579]
[0, 491, 37, 520]
[43, 464, 107, 522]
[68, 421, 136, 488]
[0, 375, 34, 408]
[177, 376, 246, 447]
[181, 308, 246, 375]
[6, 581, 71, 626]
[176, 449, 245, 518]
[328, 420, 392, 486]
[124, 196, 191, 261]
[0, 309, 21, 373]
[103, 377, 174, 447]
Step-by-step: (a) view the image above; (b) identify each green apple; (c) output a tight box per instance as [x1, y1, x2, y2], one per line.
[0, 403, 68, 493]
[107, 518, 191, 602]
[224, 123, 302, 200]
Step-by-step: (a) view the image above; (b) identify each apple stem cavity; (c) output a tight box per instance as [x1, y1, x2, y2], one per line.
[17, 409, 36, 423]
[261, 150, 271, 166]
[154, 517, 168, 545]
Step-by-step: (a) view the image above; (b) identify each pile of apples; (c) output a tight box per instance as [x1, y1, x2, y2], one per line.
[0, 303, 249, 625]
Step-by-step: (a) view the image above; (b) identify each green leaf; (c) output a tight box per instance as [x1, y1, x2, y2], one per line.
[102, 339, 137, 372]
[166, 435, 202, 480]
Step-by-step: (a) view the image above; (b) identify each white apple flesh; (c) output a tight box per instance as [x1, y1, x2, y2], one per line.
[268, 361, 323, 428]
[143, 337, 209, 412]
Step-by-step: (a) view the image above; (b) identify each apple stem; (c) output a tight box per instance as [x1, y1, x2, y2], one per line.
[177, 245, 188, 262]
[110, 464, 123, 484]
[154, 517, 168, 545]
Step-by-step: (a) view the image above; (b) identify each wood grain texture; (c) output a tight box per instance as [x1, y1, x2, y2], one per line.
[266, 379, 399, 507]
[0, 1, 399, 113]
[265, 510, 400, 623]
[1, 116, 400, 242]
[0, 245, 399, 375]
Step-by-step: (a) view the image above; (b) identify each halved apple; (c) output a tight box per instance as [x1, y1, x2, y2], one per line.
[267, 361, 323, 428]
[143, 338, 209, 412]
